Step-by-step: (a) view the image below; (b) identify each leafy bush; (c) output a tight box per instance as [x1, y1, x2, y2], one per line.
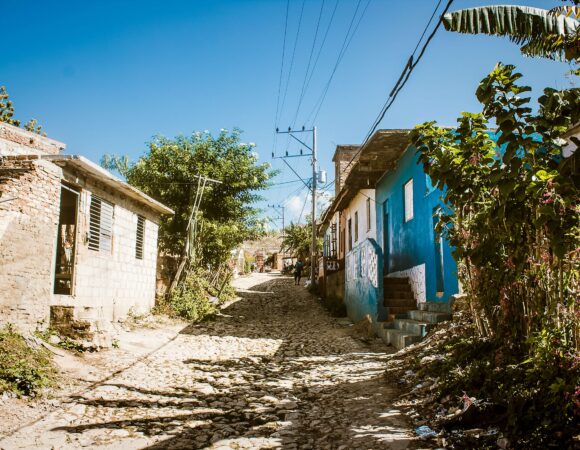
[35, 328, 89, 354]
[0, 325, 57, 396]
[163, 270, 218, 322]
[412, 316, 580, 447]
[411, 63, 579, 346]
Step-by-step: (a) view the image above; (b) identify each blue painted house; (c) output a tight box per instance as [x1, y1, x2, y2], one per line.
[319, 129, 459, 349]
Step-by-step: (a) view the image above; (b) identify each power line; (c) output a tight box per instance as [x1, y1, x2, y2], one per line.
[279, 0, 306, 129]
[301, 0, 340, 118]
[306, 0, 372, 125]
[274, 0, 290, 130]
[290, 0, 326, 127]
[344, 0, 455, 174]
[411, 0, 443, 56]
[363, 0, 454, 144]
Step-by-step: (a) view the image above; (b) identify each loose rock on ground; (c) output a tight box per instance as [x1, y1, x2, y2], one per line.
[0, 273, 417, 449]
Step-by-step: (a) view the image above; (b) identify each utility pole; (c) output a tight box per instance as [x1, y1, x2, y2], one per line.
[311, 127, 317, 285]
[168, 174, 223, 296]
[273, 126, 318, 285]
[268, 204, 285, 237]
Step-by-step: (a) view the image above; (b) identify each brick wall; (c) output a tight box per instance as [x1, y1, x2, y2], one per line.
[0, 122, 65, 156]
[52, 171, 160, 322]
[333, 145, 359, 194]
[0, 159, 62, 330]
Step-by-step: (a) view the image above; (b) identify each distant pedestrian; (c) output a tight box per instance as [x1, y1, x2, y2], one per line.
[293, 259, 304, 285]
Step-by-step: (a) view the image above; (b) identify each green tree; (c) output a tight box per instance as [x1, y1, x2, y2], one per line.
[410, 63, 579, 344]
[0, 86, 20, 127]
[443, 3, 580, 61]
[125, 129, 275, 270]
[281, 219, 322, 260]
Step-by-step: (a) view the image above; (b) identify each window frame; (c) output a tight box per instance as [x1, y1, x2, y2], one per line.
[366, 197, 372, 231]
[135, 214, 145, 260]
[403, 179, 414, 222]
[348, 218, 352, 251]
[88, 195, 114, 253]
[354, 211, 359, 242]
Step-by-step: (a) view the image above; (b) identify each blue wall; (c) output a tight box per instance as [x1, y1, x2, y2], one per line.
[344, 238, 385, 323]
[375, 146, 458, 303]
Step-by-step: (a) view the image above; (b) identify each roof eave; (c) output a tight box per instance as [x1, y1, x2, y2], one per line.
[45, 155, 174, 215]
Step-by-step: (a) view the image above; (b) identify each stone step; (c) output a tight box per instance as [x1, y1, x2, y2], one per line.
[385, 305, 415, 316]
[384, 288, 414, 299]
[393, 319, 431, 337]
[418, 301, 452, 313]
[383, 277, 409, 286]
[408, 309, 452, 324]
[383, 297, 416, 307]
[386, 313, 405, 322]
[377, 326, 421, 350]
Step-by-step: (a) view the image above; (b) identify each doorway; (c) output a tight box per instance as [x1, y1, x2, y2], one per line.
[433, 207, 444, 296]
[54, 184, 79, 295]
[383, 200, 389, 274]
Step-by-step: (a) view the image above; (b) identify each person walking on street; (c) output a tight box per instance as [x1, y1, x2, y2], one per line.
[293, 258, 305, 285]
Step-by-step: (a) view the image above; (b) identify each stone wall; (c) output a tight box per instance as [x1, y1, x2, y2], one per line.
[0, 122, 65, 156]
[325, 269, 345, 301]
[52, 170, 160, 323]
[0, 159, 62, 330]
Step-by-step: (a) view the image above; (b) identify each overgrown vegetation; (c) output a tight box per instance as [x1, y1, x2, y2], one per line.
[35, 328, 90, 354]
[0, 325, 57, 397]
[102, 129, 274, 321]
[154, 269, 236, 322]
[409, 64, 579, 447]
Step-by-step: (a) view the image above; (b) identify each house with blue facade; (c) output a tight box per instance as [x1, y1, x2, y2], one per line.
[320, 129, 459, 349]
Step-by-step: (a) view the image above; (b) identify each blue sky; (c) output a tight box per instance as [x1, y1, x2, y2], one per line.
[3, 0, 573, 226]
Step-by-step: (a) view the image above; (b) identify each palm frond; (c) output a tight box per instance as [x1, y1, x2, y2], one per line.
[549, 6, 580, 20]
[443, 5, 579, 61]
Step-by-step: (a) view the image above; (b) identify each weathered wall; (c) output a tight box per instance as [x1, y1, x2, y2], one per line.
[325, 269, 345, 301]
[344, 238, 384, 323]
[375, 146, 458, 303]
[342, 189, 376, 248]
[333, 145, 359, 195]
[0, 159, 61, 330]
[0, 122, 65, 156]
[52, 171, 160, 322]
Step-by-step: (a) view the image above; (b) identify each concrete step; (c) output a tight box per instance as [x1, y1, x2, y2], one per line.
[383, 297, 416, 307]
[384, 288, 414, 299]
[418, 301, 452, 313]
[386, 313, 408, 322]
[393, 319, 431, 337]
[408, 309, 452, 324]
[377, 326, 422, 350]
[386, 305, 415, 314]
[383, 277, 409, 286]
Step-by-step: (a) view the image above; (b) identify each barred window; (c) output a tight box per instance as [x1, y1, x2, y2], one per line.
[136, 215, 145, 260]
[88, 196, 113, 252]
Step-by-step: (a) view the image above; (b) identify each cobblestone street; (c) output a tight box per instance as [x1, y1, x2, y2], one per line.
[0, 273, 416, 450]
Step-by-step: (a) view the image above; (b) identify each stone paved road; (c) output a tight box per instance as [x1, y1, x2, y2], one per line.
[0, 273, 417, 450]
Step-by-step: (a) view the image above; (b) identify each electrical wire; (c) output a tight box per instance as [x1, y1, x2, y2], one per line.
[301, 0, 340, 120]
[290, 0, 326, 127]
[306, 0, 372, 125]
[343, 0, 455, 174]
[279, 0, 306, 130]
[274, 0, 290, 130]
